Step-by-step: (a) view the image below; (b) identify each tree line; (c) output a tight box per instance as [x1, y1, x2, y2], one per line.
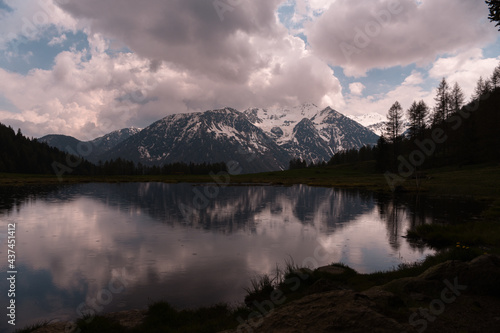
[378, 63, 500, 172]
[290, 62, 500, 172]
[0, 123, 227, 176]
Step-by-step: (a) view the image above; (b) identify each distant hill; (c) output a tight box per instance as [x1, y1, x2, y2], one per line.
[39, 128, 141, 163]
[0, 123, 94, 174]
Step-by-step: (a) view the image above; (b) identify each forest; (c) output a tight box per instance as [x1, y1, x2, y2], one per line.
[0, 124, 227, 176]
[309, 63, 500, 174]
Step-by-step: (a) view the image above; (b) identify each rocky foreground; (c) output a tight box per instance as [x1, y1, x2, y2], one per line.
[33, 255, 500, 333]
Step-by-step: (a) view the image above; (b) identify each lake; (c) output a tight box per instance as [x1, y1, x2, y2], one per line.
[0, 183, 484, 331]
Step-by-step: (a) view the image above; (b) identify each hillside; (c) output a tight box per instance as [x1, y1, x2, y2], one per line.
[0, 123, 94, 175]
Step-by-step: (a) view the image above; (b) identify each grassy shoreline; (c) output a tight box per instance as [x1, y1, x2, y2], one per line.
[2, 161, 499, 194]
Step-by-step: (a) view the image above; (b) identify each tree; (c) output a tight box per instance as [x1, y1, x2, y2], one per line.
[491, 64, 500, 88]
[407, 100, 429, 139]
[433, 78, 450, 124]
[486, 0, 500, 30]
[472, 76, 492, 100]
[449, 82, 465, 115]
[407, 101, 420, 139]
[415, 100, 429, 138]
[385, 101, 404, 143]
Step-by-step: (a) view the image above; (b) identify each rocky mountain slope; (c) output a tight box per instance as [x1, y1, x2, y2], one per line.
[40, 105, 380, 173]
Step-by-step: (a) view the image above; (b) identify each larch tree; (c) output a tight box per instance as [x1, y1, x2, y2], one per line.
[408, 100, 429, 139]
[416, 100, 429, 136]
[491, 64, 500, 88]
[433, 78, 450, 124]
[385, 101, 404, 143]
[449, 82, 465, 115]
[407, 101, 419, 139]
[473, 76, 492, 100]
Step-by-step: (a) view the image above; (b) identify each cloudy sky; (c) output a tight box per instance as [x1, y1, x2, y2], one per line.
[0, 0, 498, 140]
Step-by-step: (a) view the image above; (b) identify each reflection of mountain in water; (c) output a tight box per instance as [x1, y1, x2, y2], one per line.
[0, 183, 486, 237]
[71, 183, 378, 234]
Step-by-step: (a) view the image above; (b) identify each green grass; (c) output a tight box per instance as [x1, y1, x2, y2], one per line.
[3, 162, 500, 199]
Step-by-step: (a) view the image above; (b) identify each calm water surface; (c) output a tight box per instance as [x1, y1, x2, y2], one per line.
[0, 183, 483, 331]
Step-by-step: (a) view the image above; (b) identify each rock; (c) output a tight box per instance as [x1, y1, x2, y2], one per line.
[316, 265, 346, 275]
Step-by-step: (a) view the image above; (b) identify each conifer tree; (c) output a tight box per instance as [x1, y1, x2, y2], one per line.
[385, 101, 404, 143]
[416, 100, 429, 136]
[486, 0, 500, 30]
[491, 65, 500, 88]
[407, 101, 419, 139]
[407, 100, 429, 139]
[449, 82, 465, 114]
[433, 78, 450, 124]
[473, 76, 491, 100]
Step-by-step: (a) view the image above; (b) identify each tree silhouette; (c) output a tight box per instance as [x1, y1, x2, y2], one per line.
[433, 78, 450, 124]
[491, 63, 500, 88]
[384, 101, 404, 144]
[486, 0, 500, 30]
[407, 100, 429, 139]
[449, 82, 465, 115]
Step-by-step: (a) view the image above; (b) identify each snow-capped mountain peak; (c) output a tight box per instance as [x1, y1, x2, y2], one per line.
[347, 113, 386, 127]
[41, 105, 380, 173]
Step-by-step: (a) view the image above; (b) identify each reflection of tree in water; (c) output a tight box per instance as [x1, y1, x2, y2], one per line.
[375, 192, 487, 251]
[376, 195, 406, 250]
[0, 185, 67, 216]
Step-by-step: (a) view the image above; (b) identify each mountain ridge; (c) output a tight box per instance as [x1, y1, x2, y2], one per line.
[39, 105, 379, 173]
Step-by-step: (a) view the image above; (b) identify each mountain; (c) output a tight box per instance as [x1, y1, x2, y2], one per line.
[37, 134, 82, 155]
[39, 105, 379, 173]
[348, 113, 385, 127]
[244, 104, 379, 163]
[105, 108, 291, 172]
[348, 113, 386, 136]
[366, 122, 386, 136]
[39, 128, 141, 163]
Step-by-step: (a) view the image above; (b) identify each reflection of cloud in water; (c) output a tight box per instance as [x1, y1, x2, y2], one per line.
[0, 183, 484, 331]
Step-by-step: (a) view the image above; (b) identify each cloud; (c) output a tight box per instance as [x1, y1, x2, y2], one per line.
[0, 1, 346, 138]
[0, 41, 165, 140]
[343, 71, 433, 120]
[402, 71, 424, 86]
[349, 82, 365, 96]
[0, 30, 344, 139]
[429, 48, 500, 99]
[306, 0, 498, 76]
[1, 0, 498, 140]
[48, 33, 66, 46]
[58, 0, 285, 83]
[0, 0, 78, 48]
